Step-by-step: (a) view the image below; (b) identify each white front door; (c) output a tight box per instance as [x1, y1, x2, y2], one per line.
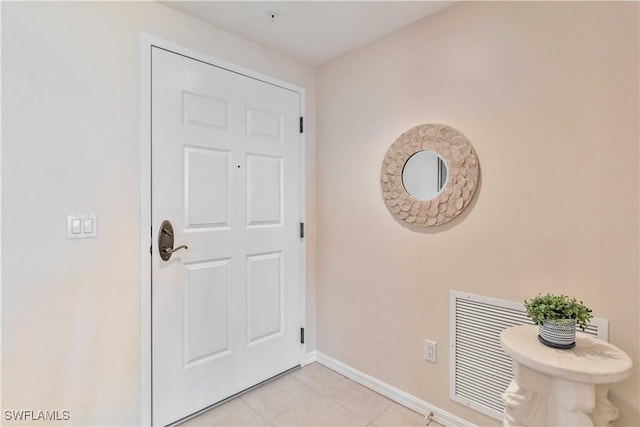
[151, 47, 303, 426]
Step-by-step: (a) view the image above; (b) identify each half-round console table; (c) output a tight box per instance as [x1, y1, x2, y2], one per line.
[500, 325, 632, 427]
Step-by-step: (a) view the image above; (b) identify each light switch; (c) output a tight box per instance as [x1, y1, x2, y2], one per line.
[67, 213, 97, 239]
[83, 218, 93, 233]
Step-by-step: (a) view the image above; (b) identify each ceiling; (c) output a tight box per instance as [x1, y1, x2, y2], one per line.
[160, 1, 454, 65]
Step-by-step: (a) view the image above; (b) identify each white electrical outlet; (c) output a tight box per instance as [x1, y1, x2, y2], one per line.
[424, 339, 437, 363]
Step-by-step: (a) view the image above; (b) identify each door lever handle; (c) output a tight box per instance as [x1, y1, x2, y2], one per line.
[158, 220, 188, 261]
[161, 245, 188, 254]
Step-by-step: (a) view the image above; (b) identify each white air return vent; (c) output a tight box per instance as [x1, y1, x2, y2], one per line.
[450, 290, 608, 421]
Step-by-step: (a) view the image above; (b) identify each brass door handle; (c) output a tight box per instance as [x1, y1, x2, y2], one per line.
[158, 220, 187, 261]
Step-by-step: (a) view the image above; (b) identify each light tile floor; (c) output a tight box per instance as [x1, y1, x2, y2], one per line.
[180, 363, 443, 427]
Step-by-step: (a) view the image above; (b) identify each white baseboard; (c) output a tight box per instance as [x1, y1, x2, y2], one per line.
[313, 352, 475, 427]
[303, 350, 317, 366]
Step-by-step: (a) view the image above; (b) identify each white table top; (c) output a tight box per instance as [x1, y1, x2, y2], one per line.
[501, 325, 633, 384]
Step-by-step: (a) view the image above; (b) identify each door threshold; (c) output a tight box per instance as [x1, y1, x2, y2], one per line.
[169, 365, 301, 427]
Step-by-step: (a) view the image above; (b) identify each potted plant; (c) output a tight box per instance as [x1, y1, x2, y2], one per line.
[524, 293, 593, 349]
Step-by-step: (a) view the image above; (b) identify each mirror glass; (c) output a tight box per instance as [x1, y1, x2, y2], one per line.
[401, 150, 447, 200]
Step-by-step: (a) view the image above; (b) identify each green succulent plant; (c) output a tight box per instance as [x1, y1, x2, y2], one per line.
[524, 293, 593, 330]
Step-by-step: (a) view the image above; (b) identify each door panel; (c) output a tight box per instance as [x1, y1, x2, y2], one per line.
[183, 259, 231, 367]
[246, 251, 283, 345]
[183, 91, 230, 130]
[246, 154, 283, 226]
[184, 147, 230, 228]
[246, 108, 283, 141]
[151, 47, 302, 426]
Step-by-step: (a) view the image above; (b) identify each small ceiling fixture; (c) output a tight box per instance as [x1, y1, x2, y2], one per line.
[266, 9, 279, 23]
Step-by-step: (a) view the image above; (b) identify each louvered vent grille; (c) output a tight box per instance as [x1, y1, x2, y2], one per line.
[450, 291, 607, 420]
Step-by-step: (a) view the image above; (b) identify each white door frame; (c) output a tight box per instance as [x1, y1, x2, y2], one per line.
[139, 33, 306, 426]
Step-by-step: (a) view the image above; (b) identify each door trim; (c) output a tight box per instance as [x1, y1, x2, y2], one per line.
[139, 33, 306, 426]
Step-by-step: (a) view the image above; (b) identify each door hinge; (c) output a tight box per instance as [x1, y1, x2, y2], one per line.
[300, 327, 305, 344]
[150, 245, 152, 255]
[300, 116, 304, 134]
[300, 222, 305, 239]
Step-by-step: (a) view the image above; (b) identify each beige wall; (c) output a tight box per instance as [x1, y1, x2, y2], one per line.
[316, 2, 639, 426]
[1, 2, 316, 425]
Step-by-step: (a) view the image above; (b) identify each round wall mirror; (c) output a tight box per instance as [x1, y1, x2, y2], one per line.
[401, 150, 447, 200]
[380, 124, 479, 227]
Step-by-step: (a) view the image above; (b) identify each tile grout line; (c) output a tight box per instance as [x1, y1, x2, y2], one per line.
[243, 373, 320, 424]
[271, 365, 368, 426]
[237, 397, 270, 426]
[321, 377, 391, 426]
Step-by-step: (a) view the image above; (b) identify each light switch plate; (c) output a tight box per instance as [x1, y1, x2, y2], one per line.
[67, 213, 96, 239]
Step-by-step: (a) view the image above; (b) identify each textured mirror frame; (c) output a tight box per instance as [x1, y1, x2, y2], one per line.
[380, 124, 479, 227]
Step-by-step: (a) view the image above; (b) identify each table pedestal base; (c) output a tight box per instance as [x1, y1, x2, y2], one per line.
[502, 363, 619, 427]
